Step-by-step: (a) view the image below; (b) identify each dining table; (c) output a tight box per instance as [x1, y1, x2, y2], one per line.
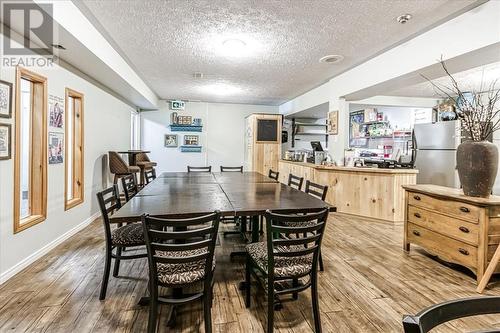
[110, 171, 335, 242]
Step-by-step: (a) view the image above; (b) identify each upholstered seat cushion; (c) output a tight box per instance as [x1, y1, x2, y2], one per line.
[246, 242, 313, 278]
[281, 220, 317, 228]
[111, 223, 144, 246]
[156, 248, 215, 285]
[136, 161, 157, 168]
[127, 166, 141, 173]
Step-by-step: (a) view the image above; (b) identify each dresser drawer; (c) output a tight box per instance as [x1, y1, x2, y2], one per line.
[408, 192, 480, 223]
[408, 205, 479, 245]
[407, 223, 478, 269]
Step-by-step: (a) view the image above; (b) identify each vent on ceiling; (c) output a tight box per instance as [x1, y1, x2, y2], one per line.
[319, 54, 344, 64]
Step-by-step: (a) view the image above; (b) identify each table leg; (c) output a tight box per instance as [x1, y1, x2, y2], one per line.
[251, 215, 259, 243]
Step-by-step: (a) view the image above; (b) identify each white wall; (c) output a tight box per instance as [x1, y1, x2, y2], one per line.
[0, 37, 134, 282]
[141, 101, 278, 172]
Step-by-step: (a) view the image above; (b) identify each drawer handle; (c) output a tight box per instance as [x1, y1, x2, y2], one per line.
[412, 230, 420, 236]
[460, 206, 470, 213]
[459, 226, 470, 233]
[458, 248, 469, 256]
[413, 195, 421, 201]
[414, 212, 421, 218]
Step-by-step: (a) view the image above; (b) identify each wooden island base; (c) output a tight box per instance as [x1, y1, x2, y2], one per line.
[279, 160, 418, 222]
[403, 184, 500, 284]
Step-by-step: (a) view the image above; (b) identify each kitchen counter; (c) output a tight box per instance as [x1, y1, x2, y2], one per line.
[280, 159, 419, 174]
[279, 160, 418, 221]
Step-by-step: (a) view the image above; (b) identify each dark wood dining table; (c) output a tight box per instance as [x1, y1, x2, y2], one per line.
[110, 171, 335, 242]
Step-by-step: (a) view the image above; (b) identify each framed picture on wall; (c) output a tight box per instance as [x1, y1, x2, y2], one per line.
[184, 135, 199, 146]
[48, 132, 64, 164]
[0, 123, 11, 160]
[327, 110, 339, 135]
[0, 80, 12, 118]
[164, 134, 178, 147]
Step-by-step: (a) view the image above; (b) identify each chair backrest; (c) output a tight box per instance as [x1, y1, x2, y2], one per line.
[136, 152, 151, 163]
[187, 166, 212, 172]
[265, 209, 329, 279]
[141, 211, 221, 286]
[121, 174, 139, 202]
[96, 185, 122, 245]
[109, 151, 129, 174]
[268, 169, 279, 181]
[145, 169, 156, 184]
[305, 180, 328, 201]
[288, 173, 304, 191]
[402, 296, 500, 333]
[220, 166, 243, 172]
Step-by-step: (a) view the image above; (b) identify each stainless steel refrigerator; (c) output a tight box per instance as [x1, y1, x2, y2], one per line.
[413, 121, 462, 188]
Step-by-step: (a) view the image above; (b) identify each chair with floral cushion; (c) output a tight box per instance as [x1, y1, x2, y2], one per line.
[136, 152, 157, 185]
[245, 208, 329, 333]
[141, 211, 221, 333]
[96, 185, 147, 300]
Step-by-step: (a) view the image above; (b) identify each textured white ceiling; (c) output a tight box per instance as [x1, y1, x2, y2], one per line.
[389, 61, 500, 98]
[80, 0, 479, 106]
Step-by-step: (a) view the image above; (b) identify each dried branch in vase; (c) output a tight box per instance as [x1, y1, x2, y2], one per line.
[422, 59, 500, 142]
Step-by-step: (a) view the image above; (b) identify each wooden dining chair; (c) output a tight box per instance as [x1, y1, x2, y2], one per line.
[402, 296, 500, 333]
[268, 169, 279, 181]
[109, 151, 141, 184]
[304, 180, 329, 272]
[144, 169, 156, 184]
[187, 166, 212, 172]
[121, 174, 139, 202]
[288, 173, 304, 191]
[96, 185, 147, 300]
[245, 209, 329, 333]
[220, 166, 243, 172]
[141, 212, 221, 333]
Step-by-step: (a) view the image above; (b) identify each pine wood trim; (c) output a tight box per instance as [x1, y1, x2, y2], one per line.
[64, 88, 84, 211]
[14, 67, 48, 234]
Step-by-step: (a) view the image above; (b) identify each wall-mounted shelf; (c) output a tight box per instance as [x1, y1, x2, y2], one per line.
[295, 123, 328, 127]
[170, 124, 203, 132]
[291, 118, 328, 148]
[180, 145, 202, 152]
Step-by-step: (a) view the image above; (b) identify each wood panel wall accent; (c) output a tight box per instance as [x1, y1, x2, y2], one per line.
[278, 160, 417, 222]
[403, 184, 500, 284]
[14, 67, 48, 233]
[64, 88, 85, 210]
[244, 114, 282, 175]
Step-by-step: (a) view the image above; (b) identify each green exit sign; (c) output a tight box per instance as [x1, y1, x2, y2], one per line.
[170, 100, 185, 110]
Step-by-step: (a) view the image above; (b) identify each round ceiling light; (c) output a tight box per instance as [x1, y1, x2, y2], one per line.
[201, 83, 242, 96]
[222, 38, 247, 57]
[396, 14, 412, 24]
[319, 54, 344, 64]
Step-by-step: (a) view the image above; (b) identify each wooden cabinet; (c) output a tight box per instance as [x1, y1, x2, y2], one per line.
[244, 114, 282, 175]
[404, 184, 500, 284]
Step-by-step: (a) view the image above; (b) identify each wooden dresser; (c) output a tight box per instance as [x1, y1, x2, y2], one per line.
[403, 185, 500, 284]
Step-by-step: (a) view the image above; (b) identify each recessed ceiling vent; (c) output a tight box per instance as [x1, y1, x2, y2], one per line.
[319, 54, 344, 64]
[396, 14, 412, 24]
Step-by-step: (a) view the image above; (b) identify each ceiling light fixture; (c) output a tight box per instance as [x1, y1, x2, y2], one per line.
[319, 54, 344, 64]
[396, 14, 412, 24]
[222, 38, 247, 57]
[201, 83, 242, 96]
[193, 72, 204, 79]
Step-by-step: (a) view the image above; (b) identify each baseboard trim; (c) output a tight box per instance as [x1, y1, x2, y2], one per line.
[0, 212, 100, 285]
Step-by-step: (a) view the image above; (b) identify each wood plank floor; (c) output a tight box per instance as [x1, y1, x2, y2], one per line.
[1, 213, 499, 332]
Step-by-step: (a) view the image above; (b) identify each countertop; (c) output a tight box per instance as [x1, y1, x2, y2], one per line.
[403, 184, 500, 206]
[279, 159, 419, 175]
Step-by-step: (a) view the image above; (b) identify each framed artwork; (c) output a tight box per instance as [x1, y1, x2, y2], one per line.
[49, 94, 64, 128]
[0, 80, 12, 118]
[48, 132, 64, 164]
[164, 134, 178, 147]
[327, 110, 339, 135]
[0, 123, 11, 160]
[177, 115, 192, 125]
[184, 135, 199, 146]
